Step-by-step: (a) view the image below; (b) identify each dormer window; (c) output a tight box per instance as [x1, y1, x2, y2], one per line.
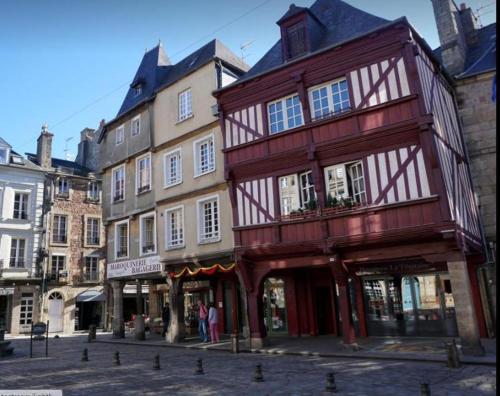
[0, 147, 9, 164]
[286, 22, 306, 59]
[134, 84, 142, 97]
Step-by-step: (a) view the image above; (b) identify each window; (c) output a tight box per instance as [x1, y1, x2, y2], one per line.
[87, 181, 99, 201]
[178, 89, 192, 121]
[86, 217, 100, 246]
[116, 125, 124, 145]
[0, 147, 8, 164]
[164, 149, 182, 187]
[52, 214, 68, 244]
[140, 213, 156, 255]
[136, 154, 151, 193]
[56, 178, 69, 197]
[194, 135, 215, 177]
[324, 161, 366, 203]
[134, 84, 142, 97]
[278, 171, 316, 215]
[198, 196, 220, 244]
[19, 293, 33, 326]
[50, 255, 65, 280]
[166, 206, 184, 249]
[268, 94, 303, 134]
[13, 192, 29, 220]
[112, 165, 125, 202]
[309, 78, 350, 120]
[286, 22, 306, 59]
[9, 238, 25, 267]
[131, 115, 141, 136]
[84, 256, 99, 281]
[115, 221, 129, 259]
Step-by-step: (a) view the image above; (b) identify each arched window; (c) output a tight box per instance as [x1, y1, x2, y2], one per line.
[49, 292, 63, 300]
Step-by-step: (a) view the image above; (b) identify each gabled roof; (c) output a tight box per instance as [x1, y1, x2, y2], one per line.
[114, 39, 249, 121]
[241, 0, 389, 80]
[277, 4, 310, 24]
[0, 137, 12, 148]
[434, 22, 496, 79]
[26, 153, 93, 177]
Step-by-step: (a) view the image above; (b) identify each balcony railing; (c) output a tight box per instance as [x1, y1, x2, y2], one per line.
[279, 201, 365, 222]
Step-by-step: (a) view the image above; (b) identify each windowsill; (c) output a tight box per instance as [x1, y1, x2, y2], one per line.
[113, 198, 125, 204]
[115, 255, 129, 260]
[269, 122, 304, 136]
[10, 218, 30, 223]
[198, 237, 221, 245]
[166, 244, 185, 251]
[84, 243, 101, 248]
[136, 187, 152, 196]
[86, 198, 100, 204]
[55, 194, 70, 200]
[176, 114, 194, 125]
[193, 168, 216, 179]
[164, 180, 183, 189]
[140, 249, 157, 257]
[51, 241, 69, 247]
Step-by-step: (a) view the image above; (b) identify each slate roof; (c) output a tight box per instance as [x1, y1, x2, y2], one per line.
[0, 137, 42, 171]
[0, 137, 12, 148]
[434, 22, 496, 79]
[115, 39, 249, 120]
[26, 153, 93, 177]
[241, 0, 390, 80]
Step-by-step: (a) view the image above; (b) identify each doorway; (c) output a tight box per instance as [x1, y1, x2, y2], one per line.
[315, 287, 334, 335]
[48, 292, 64, 332]
[262, 278, 287, 334]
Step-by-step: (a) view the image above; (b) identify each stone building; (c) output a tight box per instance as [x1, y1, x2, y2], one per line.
[98, 40, 248, 341]
[0, 137, 45, 335]
[27, 126, 105, 334]
[432, 0, 496, 336]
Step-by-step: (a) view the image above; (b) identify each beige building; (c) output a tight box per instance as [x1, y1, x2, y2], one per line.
[99, 40, 248, 340]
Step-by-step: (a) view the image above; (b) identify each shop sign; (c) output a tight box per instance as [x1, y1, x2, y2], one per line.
[183, 280, 211, 290]
[0, 287, 14, 295]
[357, 262, 434, 275]
[107, 256, 162, 279]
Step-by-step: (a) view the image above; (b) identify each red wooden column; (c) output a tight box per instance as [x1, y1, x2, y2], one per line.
[354, 276, 368, 337]
[215, 279, 224, 334]
[330, 262, 356, 344]
[467, 261, 487, 338]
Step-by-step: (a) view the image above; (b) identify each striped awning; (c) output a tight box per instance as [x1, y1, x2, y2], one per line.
[169, 263, 236, 279]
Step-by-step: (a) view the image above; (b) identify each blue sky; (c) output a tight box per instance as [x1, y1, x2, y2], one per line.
[0, 0, 496, 160]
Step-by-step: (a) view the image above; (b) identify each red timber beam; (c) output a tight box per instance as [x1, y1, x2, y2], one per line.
[467, 258, 488, 338]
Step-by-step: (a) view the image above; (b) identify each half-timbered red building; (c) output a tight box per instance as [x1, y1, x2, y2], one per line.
[214, 0, 487, 355]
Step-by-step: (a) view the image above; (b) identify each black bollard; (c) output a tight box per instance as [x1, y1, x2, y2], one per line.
[254, 364, 264, 382]
[81, 348, 89, 362]
[325, 371, 337, 393]
[153, 354, 160, 370]
[420, 383, 431, 396]
[195, 358, 204, 375]
[446, 339, 461, 368]
[113, 351, 121, 366]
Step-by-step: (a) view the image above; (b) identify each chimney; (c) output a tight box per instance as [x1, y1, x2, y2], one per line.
[36, 124, 53, 169]
[431, 0, 468, 76]
[76, 127, 99, 171]
[459, 3, 479, 46]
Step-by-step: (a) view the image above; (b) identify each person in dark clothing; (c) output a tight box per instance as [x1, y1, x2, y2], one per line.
[161, 303, 170, 338]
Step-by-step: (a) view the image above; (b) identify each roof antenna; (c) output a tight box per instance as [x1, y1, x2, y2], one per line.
[64, 137, 74, 161]
[240, 40, 255, 61]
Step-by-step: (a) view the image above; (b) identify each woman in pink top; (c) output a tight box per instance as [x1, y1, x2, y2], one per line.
[208, 302, 219, 343]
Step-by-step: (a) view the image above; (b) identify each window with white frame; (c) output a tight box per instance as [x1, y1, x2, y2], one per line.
[112, 165, 125, 202]
[87, 181, 99, 201]
[86, 217, 100, 246]
[308, 78, 350, 120]
[194, 135, 215, 176]
[131, 115, 141, 136]
[178, 89, 192, 121]
[268, 94, 303, 134]
[116, 125, 124, 145]
[134, 84, 142, 97]
[56, 177, 69, 197]
[140, 213, 156, 254]
[84, 256, 99, 281]
[278, 171, 316, 215]
[136, 154, 151, 193]
[165, 206, 184, 249]
[13, 192, 29, 220]
[0, 147, 9, 164]
[9, 238, 26, 267]
[50, 255, 65, 280]
[164, 149, 182, 187]
[52, 214, 68, 244]
[324, 161, 366, 203]
[115, 221, 129, 259]
[198, 196, 220, 243]
[19, 293, 33, 326]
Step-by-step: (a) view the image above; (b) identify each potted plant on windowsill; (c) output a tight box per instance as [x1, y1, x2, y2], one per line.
[321, 195, 359, 216]
[282, 198, 319, 221]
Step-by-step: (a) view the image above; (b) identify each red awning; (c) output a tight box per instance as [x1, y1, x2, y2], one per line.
[169, 263, 235, 279]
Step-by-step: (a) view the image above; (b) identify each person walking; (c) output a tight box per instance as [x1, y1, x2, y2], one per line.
[198, 300, 208, 342]
[161, 303, 170, 338]
[208, 302, 219, 343]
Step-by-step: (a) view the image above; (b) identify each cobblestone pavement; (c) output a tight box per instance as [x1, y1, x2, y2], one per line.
[0, 336, 496, 395]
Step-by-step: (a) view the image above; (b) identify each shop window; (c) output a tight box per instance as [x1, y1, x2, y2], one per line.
[19, 293, 33, 326]
[263, 278, 287, 333]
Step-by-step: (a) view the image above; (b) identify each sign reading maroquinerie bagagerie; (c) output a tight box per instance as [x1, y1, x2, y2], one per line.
[107, 256, 162, 279]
